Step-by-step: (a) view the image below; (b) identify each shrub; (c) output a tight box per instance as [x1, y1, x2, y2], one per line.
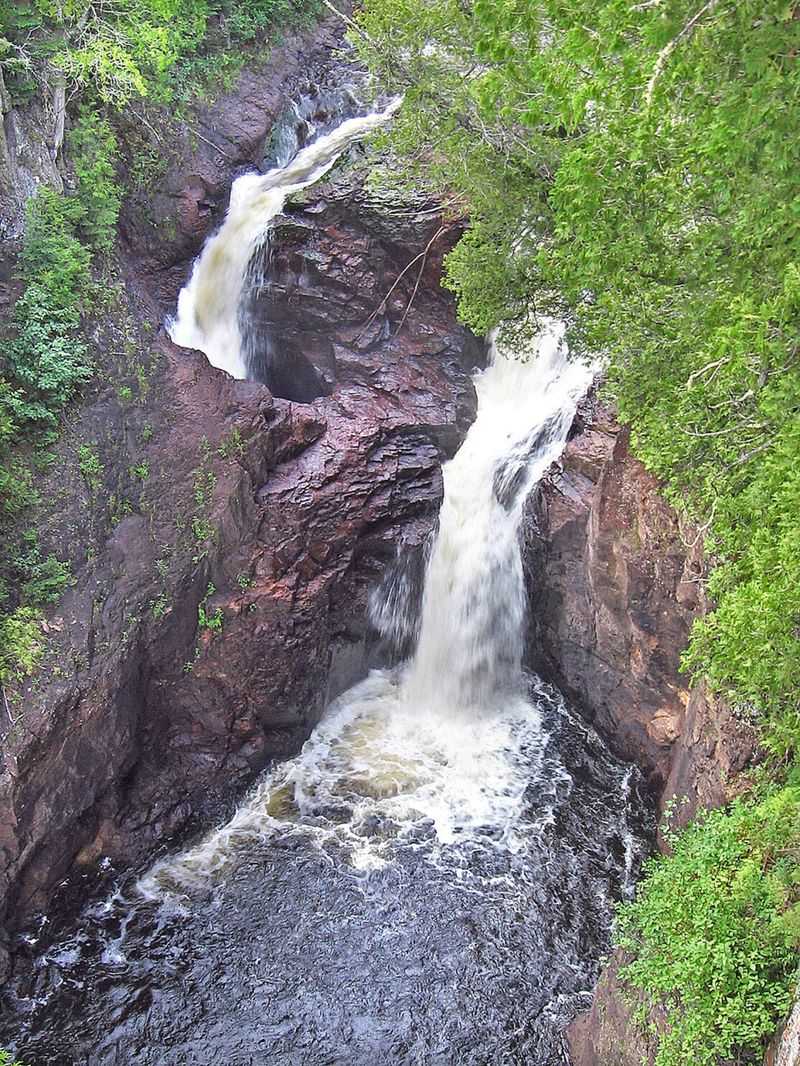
[0, 608, 42, 685]
[19, 188, 91, 314]
[7, 283, 92, 425]
[616, 788, 800, 1066]
[0, 1051, 25, 1066]
[0, 460, 37, 519]
[19, 551, 72, 606]
[6, 190, 93, 430]
[68, 109, 123, 251]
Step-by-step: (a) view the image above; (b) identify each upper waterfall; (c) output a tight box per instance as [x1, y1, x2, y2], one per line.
[168, 100, 401, 379]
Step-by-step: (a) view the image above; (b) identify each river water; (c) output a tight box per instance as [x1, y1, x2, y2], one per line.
[0, 104, 652, 1065]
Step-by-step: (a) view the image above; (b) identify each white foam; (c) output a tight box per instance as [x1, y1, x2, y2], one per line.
[136, 327, 592, 902]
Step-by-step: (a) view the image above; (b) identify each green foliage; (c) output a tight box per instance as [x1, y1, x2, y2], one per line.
[130, 461, 149, 482]
[685, 410, 800, 759]
[0, 183, 94, 681]
[197, 583, 223, 631]
[77, 443, 103, 493]
[67, 109, 122, 251]
[0, 1049, 26, 1066]
[19, 187, 92, 313]
[17, 544, 72, 606]
[0, 458, 37, 520]
[1, 0, 321, 108]
[616, 788, 800, 1066]
[6, 189, 93, 430]
[0, 608, 42, 685]
[218, 427, 246, 460]
[150, 592, 169, 619]
[354, 0, 800, 754]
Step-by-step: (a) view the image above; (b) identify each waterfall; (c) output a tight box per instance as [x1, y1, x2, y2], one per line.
[168, 99, 400, 379]
[130, 322, 594, 891]
[2, 300, 650, 1066]
[404, 324, 592, 713]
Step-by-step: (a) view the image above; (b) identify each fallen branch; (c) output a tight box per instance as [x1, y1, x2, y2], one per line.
[680, 497, 717, 550]
[185, 123, 234, 161]
[731, 439, 773, 467]
[358, 225, 447, 340]
[1, 683, 15, 727]
[680, 420, 767, 438]
[129, 107, 164, 145]
[395, 225, 447, 336]
[685, 356, 728, 389]
[320, 0, 378, 47]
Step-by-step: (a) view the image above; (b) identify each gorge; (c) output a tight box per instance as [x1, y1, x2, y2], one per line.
[0, 4, 793, 1066]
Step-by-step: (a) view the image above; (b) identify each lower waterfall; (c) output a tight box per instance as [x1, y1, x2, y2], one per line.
[0, 325, 652, 1066]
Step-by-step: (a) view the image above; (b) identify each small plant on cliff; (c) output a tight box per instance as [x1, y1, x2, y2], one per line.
[0, 608, 42, 685]
[615, 787, 800, 1066]
[218, 428, 246, 461]
[150, 592, 169, 620]
[197, 583, 223, 633]
[130, 461, 149, 482]
[78, 443, 103, 494]
[17, 544, 73, 606]
[0, 1049, 26, 1066]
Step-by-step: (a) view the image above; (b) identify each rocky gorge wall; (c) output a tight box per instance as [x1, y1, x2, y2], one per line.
[0, 15, 482, 976]
[523, 395, 763, 1064]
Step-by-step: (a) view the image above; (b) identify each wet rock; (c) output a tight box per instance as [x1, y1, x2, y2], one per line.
[0, 48, 482, 974]
[566, 952, 663, 1066]
[522, 392, 759, 1065]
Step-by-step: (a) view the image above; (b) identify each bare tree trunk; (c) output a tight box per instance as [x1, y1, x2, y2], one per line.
[51, 75, 66, 160]
[0, 67, 15, 204]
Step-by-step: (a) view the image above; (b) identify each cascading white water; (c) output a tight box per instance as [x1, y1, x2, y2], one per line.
[134, 323, 594, 895]
[404, 325, 593, 713]
[168, 100, 400, 379]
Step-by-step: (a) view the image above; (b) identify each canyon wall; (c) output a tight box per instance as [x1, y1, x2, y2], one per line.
[523, 394, 760, 1064]
[0, 12, 783, 1060]
[0, 17, 482, 974]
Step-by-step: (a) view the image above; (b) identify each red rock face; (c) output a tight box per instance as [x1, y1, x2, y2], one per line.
[0, 151, 482, 973]
[525, 396, 755, 804]
[523, 393, 758, 1065]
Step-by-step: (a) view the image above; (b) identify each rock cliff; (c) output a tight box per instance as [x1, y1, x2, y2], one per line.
[523, 393, 759, 1064]
[0, 17, 481, 975]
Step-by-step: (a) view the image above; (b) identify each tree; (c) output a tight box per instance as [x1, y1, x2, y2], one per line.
[353, 0, 800, 752]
